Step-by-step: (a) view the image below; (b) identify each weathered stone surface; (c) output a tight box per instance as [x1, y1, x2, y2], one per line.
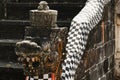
[109, 55, 114, 69]
[103, 59, 109, 74]
[98, 63, 104, 78]
[75, 1, 115, 79]
[17, 26, 68, 76]
[116, 0, 120, 14]
[106, 69, 114, 80]
[30, 10, 58, 27]
[100, 75, 106, 80]
[25, 27, 68, 50]
[89, 68, 98, 80]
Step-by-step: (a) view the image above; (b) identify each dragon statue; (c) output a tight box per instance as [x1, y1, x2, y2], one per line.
[15, 0, 111, 80]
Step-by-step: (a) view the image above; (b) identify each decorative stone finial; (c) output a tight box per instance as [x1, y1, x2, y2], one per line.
[38, 1, 49, 10]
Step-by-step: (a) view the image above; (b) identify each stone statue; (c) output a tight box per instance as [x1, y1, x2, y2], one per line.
[15, 1, 68, 80]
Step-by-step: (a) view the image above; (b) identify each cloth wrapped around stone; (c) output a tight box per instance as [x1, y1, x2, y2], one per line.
[61, 0, 110, 80]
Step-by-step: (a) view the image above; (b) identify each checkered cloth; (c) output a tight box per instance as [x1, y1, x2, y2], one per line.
[61, 0, 110, 80]
[26, 73, 55, 80]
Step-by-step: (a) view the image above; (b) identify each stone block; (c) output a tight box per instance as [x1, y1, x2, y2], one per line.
[97, 47, 105, 62]
[100, 75, 106, 80]
[80, 71, 90, 80]
[83, 52, 91, 70]
[83, 49, 98, 70]
[108, 55, 114, 70]
[87, 49, 97, 67]
[106, 69, 114, 80]
[98, 62, 104, 78]
[89, 68, 98, 80]
[75, 60, 86, 79]
[104, 40, 114, 59]
[30, 9, 58, 27]
[104, 42, 113, 58]
[103, 59, 109, 74]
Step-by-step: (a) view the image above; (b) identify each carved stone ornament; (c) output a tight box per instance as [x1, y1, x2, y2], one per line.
[15, 1, 68, 80]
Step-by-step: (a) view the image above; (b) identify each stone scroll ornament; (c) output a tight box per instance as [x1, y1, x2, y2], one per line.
[61, 0, 110, 80]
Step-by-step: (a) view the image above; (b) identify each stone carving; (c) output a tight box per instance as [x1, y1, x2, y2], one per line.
[15, 1, 68, 80]
[30, 1, 57, 27]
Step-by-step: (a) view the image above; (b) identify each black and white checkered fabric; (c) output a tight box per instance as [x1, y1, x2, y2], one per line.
[27, 73, 53, 80]
[61, 0, 110, 80]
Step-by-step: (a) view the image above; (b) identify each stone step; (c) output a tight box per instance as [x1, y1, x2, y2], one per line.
[0, 61, 23, 69]
[0, 39, 22, 46]
[0, 19, 71, 26]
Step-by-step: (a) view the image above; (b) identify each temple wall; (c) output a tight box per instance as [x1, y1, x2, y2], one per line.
[75, 1, 115, 80]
